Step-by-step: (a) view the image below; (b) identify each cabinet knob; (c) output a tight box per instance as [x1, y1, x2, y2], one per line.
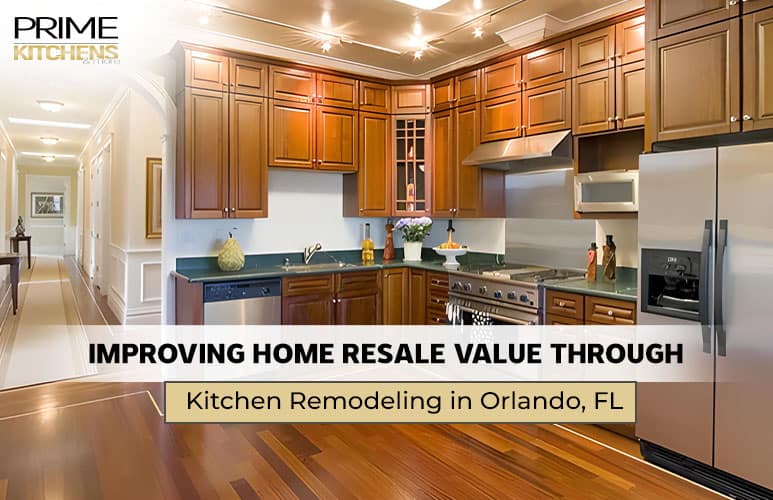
[614, 116, 620, 121]
[359, 208, 364, 212]
[607, 310, 614, 316]
[231, 207, 235, 212]
[608, 117, 614, 122]
[223, 207, 230, 213]
[729, 0, 738, 5]
[743, 114, 752, 121]
[558, 301, 566, 307]
[730, 115, 739, 123]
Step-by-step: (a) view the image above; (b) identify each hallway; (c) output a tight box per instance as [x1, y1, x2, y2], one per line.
[0, 257, 115, 389]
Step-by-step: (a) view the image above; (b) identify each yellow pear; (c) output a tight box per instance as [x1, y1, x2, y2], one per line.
[217, 233, 245, 271]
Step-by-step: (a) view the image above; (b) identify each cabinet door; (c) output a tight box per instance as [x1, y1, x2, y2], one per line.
[282, 294, 335, 324]
[409, 269, 426, 325]
[742, 8, 773, 131]
[480, 93, 522, 143]
[317, 73, 357, 109]
[523, 81, 571, 136]
[359, 81, 391, 113]
[573, 70, 615, 135]
[616, 16, 646, 65]
[381, 268, 407, 325]
[183, 88, 229, 219]
[229, 94, 268, 218]
[648, 0, 739, 39]
[617, 60, 646, 129]
[185, 50, 229, 91]
[269, 66, 316, 103]
[337, 292, 379, 325]
[456, 69, 481, 106]
[392, 85, 430, 114]
[743, 0, 773, 13]
[347, 112, 391, 216]
[432, 77, 456, 111]
[230, 57, 267, 96]
[316, 106, 357, 172]
[481, 57, 522, 99]
[546, 314, 582, 325]
[431, 109, 456, 216]
[523, 41, 571, 89]
[455, 103, 481, 218]
[652, 20, 740, 142]
[572, 26, 615, 77]
[269, 100, 315, 168]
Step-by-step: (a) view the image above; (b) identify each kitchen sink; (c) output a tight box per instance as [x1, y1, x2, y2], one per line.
[280, 262, 356, 272]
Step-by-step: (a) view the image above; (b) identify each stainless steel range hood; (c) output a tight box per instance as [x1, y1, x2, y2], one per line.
[462, 130, 573, 173]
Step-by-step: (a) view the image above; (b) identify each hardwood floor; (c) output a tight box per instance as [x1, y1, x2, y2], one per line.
[0, 382, 723, 499]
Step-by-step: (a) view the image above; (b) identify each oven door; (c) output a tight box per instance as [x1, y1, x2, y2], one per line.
[448, 294, 538, 326]
[574, 170, 638, 213]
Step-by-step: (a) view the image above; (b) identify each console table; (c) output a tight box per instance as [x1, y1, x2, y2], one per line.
[10, 235, 31, 269]
[0, 253, 20, 315]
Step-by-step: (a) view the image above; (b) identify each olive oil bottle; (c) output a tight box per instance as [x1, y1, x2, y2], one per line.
[361, 223, 375, 264]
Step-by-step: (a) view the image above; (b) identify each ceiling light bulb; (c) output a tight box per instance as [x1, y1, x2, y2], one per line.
[473, 0, 483, 10]
[394, 0, 452, 10]
[413, 19, 422, 36]
[37, 100, 64, 113]
[473, 27, 483, 38]
[42, 155, 55, 162]
[40, 137, 60, 145]
[321, 41, 332, 53]
[414, 50, 423, 60]
[8, 117, 91, 129]
[321, 11, 332, 28]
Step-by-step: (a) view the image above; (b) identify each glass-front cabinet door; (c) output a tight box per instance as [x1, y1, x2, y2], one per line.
[394, 115, 430, 215]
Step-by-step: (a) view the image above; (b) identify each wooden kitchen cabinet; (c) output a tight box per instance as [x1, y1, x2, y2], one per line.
[343, 112, 391, 216]
[456, 69, 481, 106]
[646, 0, 739, 40]
[585, 295, 637, 325]
[431, 109, 455, 216]
[523, 41, 571, 89]
[392, 84, 430, 114]
[545, 314, 582, 325]
[650, 20, 740, 143]
[457, 103, 496, 218]
[282, 271, 379, 325]
[184, 50, 229, 92]
[409, 269, 427, 325]
[269, 99, 315, 168]
[616, 60, 646, 129]
[335, 271, 380, 325]
[480, 93, 522, 142]
[523, 81, 571, 135]
[229, 94, 268, 218]
[426, 272, 449, 325]
[481, 57, 522, 99]
[616, 16, 646, 65]
[744, 0, 773, 13]
[317, 73, 357, 109]
[573, 70, 615, 135]
[742, 7, 773, 131]
[269, 66, 316, 103]
[572, 26, 615, 77]
[230, 57, 267, 96]
[316, 106, 357, 172]
[545, 290, 584, 321]
[359, 81, 391, 114]
[432, 77, 456, 111]
[394, 115, 430, 215]
[382, 267, 408, 325]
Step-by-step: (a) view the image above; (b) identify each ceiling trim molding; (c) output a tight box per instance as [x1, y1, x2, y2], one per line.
[0, 119, 16, 154]
[79, 87, 130, 161]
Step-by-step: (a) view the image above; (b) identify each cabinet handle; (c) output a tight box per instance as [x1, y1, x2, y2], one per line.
[730, 115, 739, 123]
[743, 114, 752, 121]
[614, 116, 620, 121]
[729, 0, 738, 5]
[607, 117, 614, 122]
[223, 207, 230, 214]
[359, 208, 364, 212]
[607, 310, 614, 316]
[558, 301, 566, 307]
[231, 207, 236, 212]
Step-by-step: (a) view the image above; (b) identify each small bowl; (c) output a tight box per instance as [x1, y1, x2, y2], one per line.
[433, 246, 468, 269]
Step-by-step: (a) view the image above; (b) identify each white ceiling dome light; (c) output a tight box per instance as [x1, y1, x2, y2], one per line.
[394, 0, 451, 10]
[42, 155, 56, 162]
[40, 137, 60, 145]
[36, 100, 65, 112]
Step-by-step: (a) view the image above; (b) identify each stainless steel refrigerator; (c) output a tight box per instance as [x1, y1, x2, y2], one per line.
[637, 142, 773, 499]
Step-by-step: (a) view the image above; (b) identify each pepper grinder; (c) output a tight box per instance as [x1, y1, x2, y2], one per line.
[586, 242, 598, 282]
[383, 219, 395, 261]
[602, 235, 616, 281]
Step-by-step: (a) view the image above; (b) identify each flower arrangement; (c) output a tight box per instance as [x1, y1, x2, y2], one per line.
[394, 217, 433, 242]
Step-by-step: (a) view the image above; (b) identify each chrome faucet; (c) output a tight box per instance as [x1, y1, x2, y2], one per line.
[304, 242, 322, 264]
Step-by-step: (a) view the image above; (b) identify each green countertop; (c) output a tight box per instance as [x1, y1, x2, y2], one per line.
[543, 267, 638, 302]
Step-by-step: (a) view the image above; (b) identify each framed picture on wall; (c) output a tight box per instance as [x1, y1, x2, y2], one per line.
[146, 157, 162, 239]
[31, 192, 64, 218]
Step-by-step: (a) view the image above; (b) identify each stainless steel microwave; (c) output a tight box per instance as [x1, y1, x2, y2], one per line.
[574, 170, 638, 213]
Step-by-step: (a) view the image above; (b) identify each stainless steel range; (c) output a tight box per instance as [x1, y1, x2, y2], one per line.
[447, 265, 585, 325]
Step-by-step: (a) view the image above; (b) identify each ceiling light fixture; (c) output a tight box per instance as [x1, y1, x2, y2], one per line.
[321, 11, 332, 28]
[40, 137, 60, 145]
[412, 19, 423, 36]
[473, 27, 484, 38]
[473, 0, 483, 10]
[321, 40, 332, 53]
[37, 100, 64, 112]
[21, 151, 76, 158]
[198, 14, 209, 25]
[42, 155, 56, 162]
[8, 117, 91, 130]
[414, 50, 423, 60]
[394, 0, 452, 10]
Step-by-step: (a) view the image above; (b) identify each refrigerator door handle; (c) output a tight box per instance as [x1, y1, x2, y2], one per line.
[699, 219, 713, 354]
[715, 219, 728, 357]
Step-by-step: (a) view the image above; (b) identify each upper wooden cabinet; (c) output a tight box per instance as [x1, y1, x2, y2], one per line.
[650, 20, 740, 143]
[359, 81, 391, 113]
[269, 66, 316, 103]
[646, 0, 739, 39]
[230, 58, 267, 96]
[317, 73, 357, 109]
[456, 69, 481, 106]
[316, 106, 357, 172]
[742, 8, 773, 131]
[480, 93, 522, 143]
[432, 77, 456, 111]
[455, 103, 481, 218]
[482, 58, 522, 99]
[523, 81, 571, 135]
[343, 112, 392, 217]
[269, 99, 316, 169]
[523, 41, 571, 89]
[393, 84, 430, 114]
[617, 60, 646, 129]
[616, 16, 646, 65]
[229, 94, 268, 218]
[431, 109, 456, 216]
[573, 70, 615, 135]
[744, 0, 773, 14]
[185, 50, 229, 92]
[572, 26, 615, 77]
[394, 115, 430, 215]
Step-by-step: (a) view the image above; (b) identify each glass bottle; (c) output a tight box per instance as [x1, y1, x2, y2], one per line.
[586, 242, 597, 282]
[602, 235, 616, 281]
[362, 223, 375, 264]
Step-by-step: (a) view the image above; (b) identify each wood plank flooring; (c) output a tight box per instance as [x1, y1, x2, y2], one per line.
[0, 382, 723, 500]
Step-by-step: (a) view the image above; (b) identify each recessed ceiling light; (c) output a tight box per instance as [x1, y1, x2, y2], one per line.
[473, 0, 483, 10]
[473, 27, 484, 38]
[394, 0, 451, 10]
[321, 40, 332, 53]
[9, 117, 91, 129]
[40, 137, 60, 145]
[42, 155, 56, 162]
[321, 11, 332, 28]
[37, 100, 64, 112]
[412, 19, 423, 36]
[414, 50, 423, 60]
[21, 151, 76, 158]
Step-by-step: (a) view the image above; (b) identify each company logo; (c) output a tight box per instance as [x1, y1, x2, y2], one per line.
[13, 16, 120, 63]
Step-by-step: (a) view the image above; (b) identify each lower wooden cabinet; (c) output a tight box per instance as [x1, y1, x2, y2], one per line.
[545, 289, 636, 325]
[545, 314, 582, 325]
[382, 268, 408, 325]
[585, 295, 636, 325]
[409, 269, 427, 325]
[335, 271, 380, 325]
[282, 271, 379, 325]
[426, 272, 449, 325]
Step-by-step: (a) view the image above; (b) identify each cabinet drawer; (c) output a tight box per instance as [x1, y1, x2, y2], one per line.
[282, 273, 335, 297]
[545, 314, 582, 325]
[585, 296, 636, 325]
[428, 288, 449, 309]
[336, 270, 379, 294]
[427, 305, 448, 325]
[427, 272, 449, 291]
[545, 290, 584, 320]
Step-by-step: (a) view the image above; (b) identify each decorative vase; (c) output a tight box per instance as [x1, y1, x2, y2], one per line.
[403, 241, 423, 262]
[383, 221, 395, 261]
[217, 232, 245, 271]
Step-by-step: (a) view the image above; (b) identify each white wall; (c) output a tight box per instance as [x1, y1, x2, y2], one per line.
[596, 218, 639, 268]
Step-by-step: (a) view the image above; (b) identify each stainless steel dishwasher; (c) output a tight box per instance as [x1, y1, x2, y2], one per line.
[203, 279, 281, 325]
